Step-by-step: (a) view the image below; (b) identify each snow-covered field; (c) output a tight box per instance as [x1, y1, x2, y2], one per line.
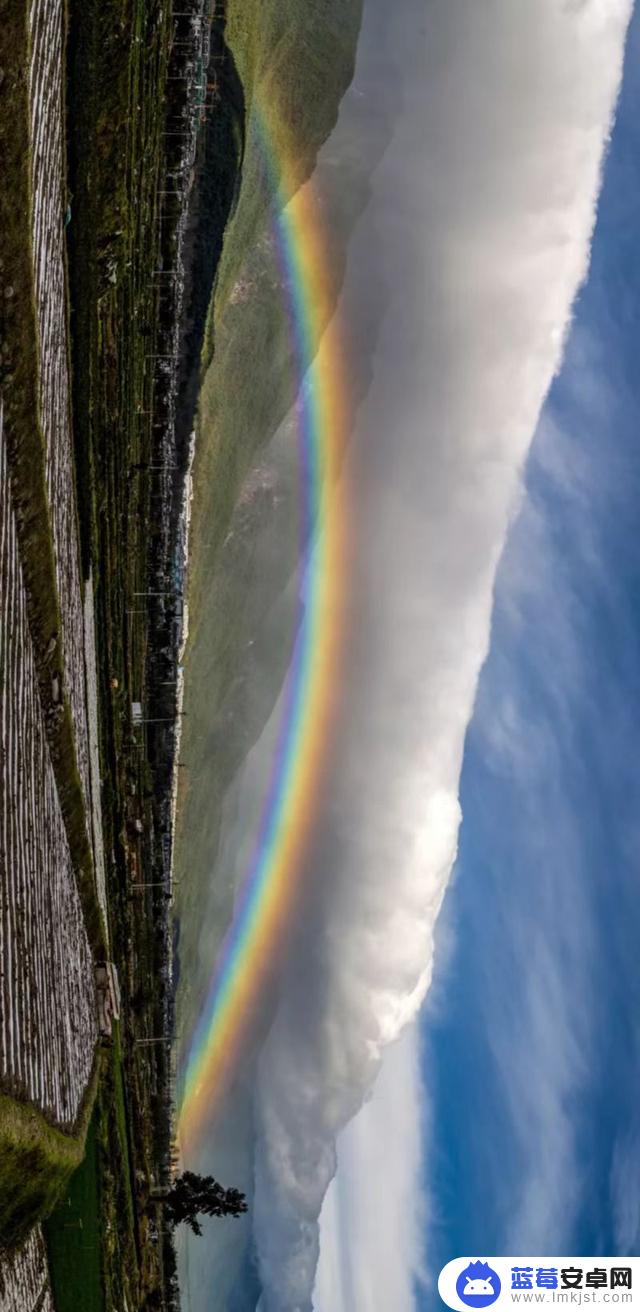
[0, 1227, 53, 1312]
[0, 407, 98, 1128]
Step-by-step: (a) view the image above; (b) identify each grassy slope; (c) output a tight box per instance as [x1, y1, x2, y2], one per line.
[191, 0, 363, 620]
[0, 1065, 98, 1251]
[174, 0, 363, 1031]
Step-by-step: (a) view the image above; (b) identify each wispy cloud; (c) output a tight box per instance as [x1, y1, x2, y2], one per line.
[610, 1128, 640, 1254]
[239, 0, 635, 1305]
[421, 216, 640, 1270]
[453, 418, 608, 1254]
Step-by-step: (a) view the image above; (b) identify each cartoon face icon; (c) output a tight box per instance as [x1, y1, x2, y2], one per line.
[456, 1262, 501, 1306]
[465, 1278, 494, 1295]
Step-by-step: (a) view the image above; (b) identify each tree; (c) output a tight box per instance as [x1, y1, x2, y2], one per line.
[162, 1171, 248, 1235]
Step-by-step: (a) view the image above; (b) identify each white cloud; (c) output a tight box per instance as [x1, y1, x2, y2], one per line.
[245, 0, 633, 1306]
[314, 1026, 427, 1312]
[492, 882, 597, 1253]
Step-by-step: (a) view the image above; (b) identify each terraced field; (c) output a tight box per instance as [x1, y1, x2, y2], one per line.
[2, 0, 202, 1290]
[28, 0, 93, 817]
[0, 1227, 53, 1312]
[0, 406, 97, 1129]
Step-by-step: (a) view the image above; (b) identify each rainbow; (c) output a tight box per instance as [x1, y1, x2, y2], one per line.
[178, 105, 350, 1150]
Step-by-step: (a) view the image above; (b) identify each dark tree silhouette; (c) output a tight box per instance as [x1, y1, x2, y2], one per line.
[163, 1171, 248, 1235]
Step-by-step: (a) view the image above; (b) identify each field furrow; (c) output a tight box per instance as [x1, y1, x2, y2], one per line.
[0, 404, 98, 1129]
[0, 1226, 51, 1312]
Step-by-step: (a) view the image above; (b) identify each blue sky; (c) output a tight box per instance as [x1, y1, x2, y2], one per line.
[420, 8, 640, 1301]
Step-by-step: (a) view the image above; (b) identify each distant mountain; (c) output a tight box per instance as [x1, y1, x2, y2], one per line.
[174, 0, 407, 1062]
[174, 0, 363, 1045]
[174, 1, 410, 1306]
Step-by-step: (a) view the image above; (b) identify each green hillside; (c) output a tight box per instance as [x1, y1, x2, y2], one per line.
[174, 0, 363, 1042]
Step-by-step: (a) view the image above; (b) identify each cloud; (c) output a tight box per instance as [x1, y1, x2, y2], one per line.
[490, 861, 598, 1253]
[314, 1026, 427, 1312]
[610, 1129, 640, 1254]
[419, 220, 640, 1268]
[241, 0, 634, 1305]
